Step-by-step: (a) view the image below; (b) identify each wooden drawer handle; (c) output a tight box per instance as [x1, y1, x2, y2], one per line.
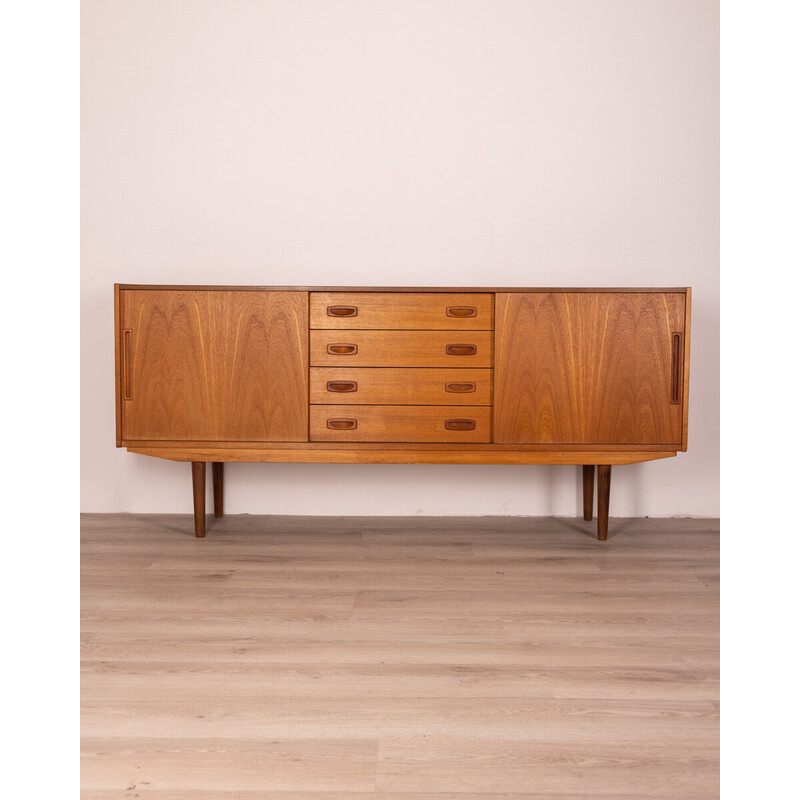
[446, 306, 477, 318]
[326, 381, 358, 393]
[444, 418, 476, 431]
[327, 418, 357, 430]
[327, 344, 358, 355]
[445, 344, 477, 356]
[445, 382, 476, 393]
[327, 305, 358, 317]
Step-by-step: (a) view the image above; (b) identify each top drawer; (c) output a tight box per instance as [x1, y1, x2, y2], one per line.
[310, 292, 494, 330]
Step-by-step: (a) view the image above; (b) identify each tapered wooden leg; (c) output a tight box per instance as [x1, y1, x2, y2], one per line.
[191, 462, 206, 538]
[212, 462, 224, 518]
[582, 465, 595, 521]
[597, 465, 611, 541]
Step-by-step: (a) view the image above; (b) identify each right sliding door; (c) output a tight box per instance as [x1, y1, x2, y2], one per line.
[494, 292, 687, 446]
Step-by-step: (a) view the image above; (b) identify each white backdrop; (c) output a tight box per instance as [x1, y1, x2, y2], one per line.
[80, 0, 719, 517]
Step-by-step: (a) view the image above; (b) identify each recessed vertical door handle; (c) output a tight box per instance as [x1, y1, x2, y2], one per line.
[445, 344, 477, 356]
[122, 329, 133, 400]
[671, 332, 684, 404]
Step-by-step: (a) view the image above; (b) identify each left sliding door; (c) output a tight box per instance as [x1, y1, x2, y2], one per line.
[117, 289, 308, 442]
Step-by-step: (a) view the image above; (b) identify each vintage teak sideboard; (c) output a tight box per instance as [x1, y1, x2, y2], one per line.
[114, 285, 691, 540]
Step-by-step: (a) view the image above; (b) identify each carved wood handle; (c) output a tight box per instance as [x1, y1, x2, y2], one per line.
[671, 332, 683, 405]
[445, 344, 477, 356]
[122, 329, 133, 400]
[444, 419, 476, 431]
[327, 306, 358, 317]
[327, 344, 358, 355]
[327, 418, 357, 430]
[445, 382, 476, 393]
[326, 381, 358, 393]
[446, 306, 477, 318]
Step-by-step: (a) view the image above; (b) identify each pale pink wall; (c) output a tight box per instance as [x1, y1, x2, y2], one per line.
[81, 0, 719, 516]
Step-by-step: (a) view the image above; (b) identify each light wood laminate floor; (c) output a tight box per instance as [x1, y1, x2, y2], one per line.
[81, 514, 719, 799]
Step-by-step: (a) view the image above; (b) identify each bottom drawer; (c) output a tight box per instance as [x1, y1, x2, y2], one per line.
[310, 405, 492, 443]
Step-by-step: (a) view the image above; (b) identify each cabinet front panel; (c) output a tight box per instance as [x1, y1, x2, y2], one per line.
[310, 368, 493, 405]
[121, 290, 308, 441]
[310, 330, 493, 368]
[310, 405, 492, 442]
[494, 292, 685, 445]
[310, 292, 493, 330]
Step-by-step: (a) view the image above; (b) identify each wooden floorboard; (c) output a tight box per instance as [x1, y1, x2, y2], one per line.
[81, 513, 719, 798]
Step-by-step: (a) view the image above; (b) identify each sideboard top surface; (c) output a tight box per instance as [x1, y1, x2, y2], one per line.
[117, 284, 690, 294]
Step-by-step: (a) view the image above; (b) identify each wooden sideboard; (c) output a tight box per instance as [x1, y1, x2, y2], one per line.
[115, 285, 691, 540]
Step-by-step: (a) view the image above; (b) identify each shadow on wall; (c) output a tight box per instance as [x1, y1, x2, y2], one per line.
[126, 455, 662, 518]
[568, 463, 644, 519]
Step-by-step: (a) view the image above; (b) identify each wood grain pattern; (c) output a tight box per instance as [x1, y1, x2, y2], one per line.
[310, 292, 494, 329]
[126, 446, 675, 465]
[191, 462, 206, 538]
[494, 292, 686, 445]
[120, 290, 309, 441]
[113, 285, 691, 539]
[113, 284, 122, 446]
[682, 287, 692, 451]
[310, 405, 492, 443]
[122, 440, 678, 452]
[119, 283, 688, 293]
[597, 464, 612, 541]
[310, 368, 493, 405]
[81, 513, 719, 798]
[212, 462, 224, 518]
[311, 330, 493, 368]
[582, 464, 594, 521]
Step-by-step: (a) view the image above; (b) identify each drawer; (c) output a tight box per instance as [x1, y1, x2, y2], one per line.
[310, 330, 493, 367]
[310, 292, 493, 330]
[310, 405, 492, 442]
[310, 368, 493, 405]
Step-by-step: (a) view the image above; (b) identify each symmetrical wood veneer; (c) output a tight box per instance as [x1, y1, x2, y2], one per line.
[115, 285, 691, 540]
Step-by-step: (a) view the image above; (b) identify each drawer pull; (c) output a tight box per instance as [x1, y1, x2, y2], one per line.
[327, 305, 358, 317]
[445, 344, 477, 356]
[445, 382, 476, 393]
[327, 418, 357, 430]
[444, 418, 476, 431]
[326, 381, 358, 393]
[327, 343, 358, 355]
[446, 306, 477, 318]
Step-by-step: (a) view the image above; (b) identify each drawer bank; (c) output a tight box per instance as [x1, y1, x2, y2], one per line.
[114, 285, 691, 540]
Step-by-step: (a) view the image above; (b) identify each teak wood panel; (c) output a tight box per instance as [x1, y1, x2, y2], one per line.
[310, 292, 494, 330]
[119, 290, 309, 441]
[494, 292, 685, 445]
[310, 330, 493, 368]
[128, 446, 675, 464]
[310, 405, 492, 443]
[681, 288, 692, 451]
[120, 284, 686, 293]
[310, 368, 493, 405]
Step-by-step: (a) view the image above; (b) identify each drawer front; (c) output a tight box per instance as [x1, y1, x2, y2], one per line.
[310, 330, 493, 367]
[310, 292, 494, 330]
[310, 368, 493, 405]
[310, 405, 492, 442]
